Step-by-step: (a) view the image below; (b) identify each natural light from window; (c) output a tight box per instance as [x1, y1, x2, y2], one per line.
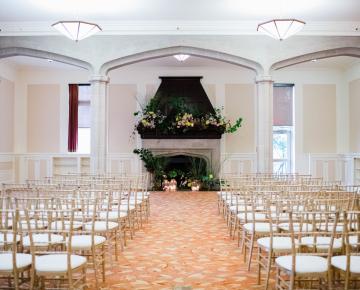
[273, 84, 294, 174]
[77, 85, 91, 154]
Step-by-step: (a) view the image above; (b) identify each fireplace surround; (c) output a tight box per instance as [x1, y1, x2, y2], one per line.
[142, 138, 221, 176]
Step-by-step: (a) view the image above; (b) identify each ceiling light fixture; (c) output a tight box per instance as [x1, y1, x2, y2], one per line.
[52, 21, 102, 41]
[173, 54, 190, 62]
[311, 59, 317, 62]
[257, 19, 305, 41]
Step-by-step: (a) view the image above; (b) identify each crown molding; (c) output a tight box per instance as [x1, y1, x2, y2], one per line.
[0, 21, 359, 36]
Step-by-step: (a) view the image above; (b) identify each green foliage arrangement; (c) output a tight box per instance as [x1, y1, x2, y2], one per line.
[134, 96, 242, 136]
[133, 148, 168, 189]
[134, 148, 221, 191]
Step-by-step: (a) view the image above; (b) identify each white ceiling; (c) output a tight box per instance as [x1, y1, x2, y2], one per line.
[2, 55, 360, 71]
[0, 0, 359, 35]
[0, 0, 359, 21]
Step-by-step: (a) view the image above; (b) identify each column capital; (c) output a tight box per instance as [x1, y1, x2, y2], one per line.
[89, 75, 110, 83]
[255, 75, 274, 84]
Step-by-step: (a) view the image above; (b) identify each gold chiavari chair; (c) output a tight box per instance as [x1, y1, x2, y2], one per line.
[275, 211, 339, 290]
[24, 208, 87, 290]
[0, 209, 34, 290]
[331, 211, 360, 290]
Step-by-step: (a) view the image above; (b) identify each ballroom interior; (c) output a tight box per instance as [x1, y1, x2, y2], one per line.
[0, 1, 360, 289]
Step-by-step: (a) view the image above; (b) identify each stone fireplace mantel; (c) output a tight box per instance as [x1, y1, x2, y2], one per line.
[142, 139, 221, 175]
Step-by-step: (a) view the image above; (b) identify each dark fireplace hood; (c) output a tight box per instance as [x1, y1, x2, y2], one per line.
[155, 76, 215, 115]
[140, 76, 222, 139]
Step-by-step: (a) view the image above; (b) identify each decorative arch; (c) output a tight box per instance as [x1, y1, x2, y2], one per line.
[270, 47, 360, 71]
[0, 47, 93, 72]
[100, 46, 263, 75]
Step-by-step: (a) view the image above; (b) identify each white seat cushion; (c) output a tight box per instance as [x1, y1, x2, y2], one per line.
[20, 220, 48, 230]
[349, 235, 359, 246]
[331, 256, 360, 274]
[276, 255, 328, 273]
[244, 222, 276, 233]
[229, 205, 251, 212]
[0, 233, 20, 245]
[300, 236, 342, 250]
[217, 191, 228, 196]
[35, 254, 86, 272]
[118, 204, 136, 211]
[278, 223, 314, 232]
[225, 199, 238, 205]
[84, 221, 118, 232]
[317, 224, 344, 233]
[99, 211, 128, 220]
[50, 221, 83, 230]
[0, 253, 32, 271]
[22, 234, 64, 247]
[68, 235, 106, 250]
[237, 213, 266, 221]
[257, 237, 295, 251]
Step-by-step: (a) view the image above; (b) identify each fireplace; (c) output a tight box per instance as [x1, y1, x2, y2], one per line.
[163, 154, 207, 188]
[142, 138, 221, 177]
[140, 76, 222, 177]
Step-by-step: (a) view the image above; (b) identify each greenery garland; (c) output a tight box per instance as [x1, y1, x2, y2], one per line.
[134, 96, 242, 135]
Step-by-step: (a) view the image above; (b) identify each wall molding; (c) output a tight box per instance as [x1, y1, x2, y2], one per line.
[0, 21, 359, 36]
[308, 153, 357, 184]
[0, 153, 15, 184]
[107, 153, 140, 175]
[221, 153, 257, 175]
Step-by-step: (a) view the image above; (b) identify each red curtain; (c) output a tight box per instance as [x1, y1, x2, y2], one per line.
[68, 84, 78, 152]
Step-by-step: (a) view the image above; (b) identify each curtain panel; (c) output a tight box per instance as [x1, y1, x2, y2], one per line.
[68, 84, 79, 152]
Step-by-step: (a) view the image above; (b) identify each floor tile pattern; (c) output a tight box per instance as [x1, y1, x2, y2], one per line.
[98, 191, 258, 289]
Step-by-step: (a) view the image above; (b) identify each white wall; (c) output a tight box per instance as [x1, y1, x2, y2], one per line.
[14, 67, 90, 154]
[1, 56, 360, 182]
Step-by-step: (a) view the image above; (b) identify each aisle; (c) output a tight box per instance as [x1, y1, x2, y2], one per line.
[102, 191, 258, 289]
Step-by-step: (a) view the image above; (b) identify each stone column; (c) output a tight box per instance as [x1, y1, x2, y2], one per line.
[256, 75, 274, 173]
[90, 75, 109, 174]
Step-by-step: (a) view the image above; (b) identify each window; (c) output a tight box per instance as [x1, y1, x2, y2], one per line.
[68, 84, 91, 153]
[273, 84, 294, 174]
[77, 85, 91, 153]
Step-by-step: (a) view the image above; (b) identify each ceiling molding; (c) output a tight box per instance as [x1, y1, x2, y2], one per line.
[0, 47, 93, 71]
[271, 47, 360, 70]
[0, 21, 359, 36]
[100, 45, 263, 75]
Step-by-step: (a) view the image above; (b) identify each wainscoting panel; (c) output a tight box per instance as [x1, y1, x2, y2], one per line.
[220, 153, 257, 175]
[107, 153, 140, 175]
[308, 154, 354, 184]
[5, 152, 359, 185]
[0, 154, 15, 183]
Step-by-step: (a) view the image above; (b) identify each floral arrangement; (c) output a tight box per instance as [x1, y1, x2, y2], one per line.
[175, 113, 195, 130]
[134, 95, 242, 137]
[134, 148, 220, 191]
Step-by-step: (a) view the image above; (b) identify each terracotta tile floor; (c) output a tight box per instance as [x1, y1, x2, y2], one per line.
[96, 191, 260, 290]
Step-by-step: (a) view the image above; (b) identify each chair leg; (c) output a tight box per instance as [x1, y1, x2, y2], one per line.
[257, 247, 262, 284]
[102, 246, 106, 282]
[82, 266, 87, 290]
[327, 267, 333, 290]
[114, 230, 119, 261]
[91, 248, 99, 289]
[247, 233, 255, 271]
[264, 250, 272, 290]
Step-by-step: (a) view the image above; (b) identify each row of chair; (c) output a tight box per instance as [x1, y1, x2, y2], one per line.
[218, 175, 360, 289]
[0, 174, 150, 289]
